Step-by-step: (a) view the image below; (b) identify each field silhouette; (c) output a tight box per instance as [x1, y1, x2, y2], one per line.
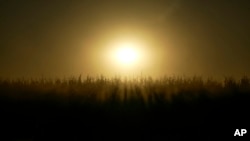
[0, 75, 250, 140]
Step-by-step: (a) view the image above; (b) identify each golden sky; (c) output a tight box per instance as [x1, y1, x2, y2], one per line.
[0, 0, 249, 79]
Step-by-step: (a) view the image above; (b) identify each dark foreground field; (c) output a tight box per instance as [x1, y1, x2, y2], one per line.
[0, 76, 250, 140]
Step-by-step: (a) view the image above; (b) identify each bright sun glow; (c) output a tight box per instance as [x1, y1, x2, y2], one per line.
[105, 35, 150, 74]
[115, 42, 139, 64]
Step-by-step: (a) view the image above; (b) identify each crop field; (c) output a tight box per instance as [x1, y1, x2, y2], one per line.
[0, 76, 250, 140]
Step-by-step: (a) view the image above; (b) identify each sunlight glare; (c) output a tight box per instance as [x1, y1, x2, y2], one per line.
[115, 42, 138, 64]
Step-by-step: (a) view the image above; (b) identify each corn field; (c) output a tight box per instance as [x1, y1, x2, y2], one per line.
[0, 76, 249, 140]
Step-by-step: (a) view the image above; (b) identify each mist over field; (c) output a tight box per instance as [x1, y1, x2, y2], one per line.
[1, 0, 250, 140]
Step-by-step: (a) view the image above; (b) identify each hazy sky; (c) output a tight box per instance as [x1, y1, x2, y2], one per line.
[0, 0, 249, 79]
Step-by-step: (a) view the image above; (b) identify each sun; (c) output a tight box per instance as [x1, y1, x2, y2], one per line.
[115, 42, 139, 64]
[105, 35, 149, 74]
